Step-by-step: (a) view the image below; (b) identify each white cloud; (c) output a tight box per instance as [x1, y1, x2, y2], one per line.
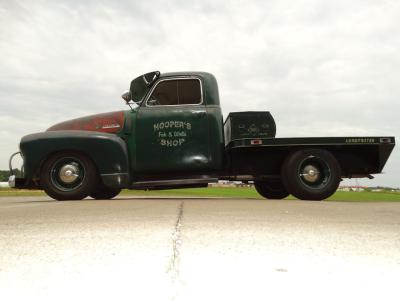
[0, 0, 399, 186]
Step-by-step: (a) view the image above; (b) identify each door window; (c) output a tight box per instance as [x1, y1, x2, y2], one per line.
[147, 79, 202, 106]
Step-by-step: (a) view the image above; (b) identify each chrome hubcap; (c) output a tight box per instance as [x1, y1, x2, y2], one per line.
[301, 165, 320, 183]
[298, 155, 331, 189]
[58, 163, 79, 184]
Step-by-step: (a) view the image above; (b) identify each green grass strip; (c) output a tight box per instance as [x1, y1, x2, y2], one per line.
[1, 187, 399, 202]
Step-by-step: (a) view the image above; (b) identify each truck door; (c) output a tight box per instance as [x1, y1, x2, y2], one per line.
[135, 77, 211, 173]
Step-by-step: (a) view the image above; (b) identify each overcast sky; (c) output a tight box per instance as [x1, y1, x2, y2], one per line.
[0, 0, 399, 187]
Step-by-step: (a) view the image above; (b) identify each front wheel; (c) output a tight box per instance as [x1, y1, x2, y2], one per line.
[40, 152, 97, 200]
[281, 149, 341, 201]
[254, 180, 289, 199]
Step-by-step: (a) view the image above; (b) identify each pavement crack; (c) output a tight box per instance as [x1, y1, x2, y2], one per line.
[167, 200, 184, 281]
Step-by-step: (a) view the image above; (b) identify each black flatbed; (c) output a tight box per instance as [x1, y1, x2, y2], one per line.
[226, 136, 395, 148]
[225, 136, 395, 177]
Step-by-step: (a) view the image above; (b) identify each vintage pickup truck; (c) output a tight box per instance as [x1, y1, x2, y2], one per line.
[9, 71, 395, 201]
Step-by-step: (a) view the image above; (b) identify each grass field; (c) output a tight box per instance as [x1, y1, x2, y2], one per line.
[1, 186, 400, 202]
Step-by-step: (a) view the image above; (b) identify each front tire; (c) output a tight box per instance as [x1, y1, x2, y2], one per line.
[40, 152, 97, 200]
[254, 180, 289, 199]
[281, 149, 341, 201]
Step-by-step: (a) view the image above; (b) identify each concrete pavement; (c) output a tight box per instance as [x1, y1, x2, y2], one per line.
[1, 196, 400, 300]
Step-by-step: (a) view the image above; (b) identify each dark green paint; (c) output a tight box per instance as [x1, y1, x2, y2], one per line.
[205, 105, 224, 170]
[135, 105, 210, 172]
[11, 71, 396, 191]
[126, 72, 223, 175]
[20, 131, 129, 185]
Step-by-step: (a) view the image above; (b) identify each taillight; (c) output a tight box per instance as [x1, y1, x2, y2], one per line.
[250, 139, 263, 145]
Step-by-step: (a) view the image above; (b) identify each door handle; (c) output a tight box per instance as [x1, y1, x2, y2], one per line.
[194, 111, 207, 118]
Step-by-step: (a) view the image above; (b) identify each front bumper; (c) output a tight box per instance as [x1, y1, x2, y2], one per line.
[8, 175, 27, 188]
[8, 151, 26, 189]
[8, 175, 15, 188]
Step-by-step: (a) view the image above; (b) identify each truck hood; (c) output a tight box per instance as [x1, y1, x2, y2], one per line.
[47, 111, 125, 134]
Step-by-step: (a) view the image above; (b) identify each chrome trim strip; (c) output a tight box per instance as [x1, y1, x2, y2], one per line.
[144, 76, 204, 107]
[100, 172, 129, 176]
[131, 177, 217, 187]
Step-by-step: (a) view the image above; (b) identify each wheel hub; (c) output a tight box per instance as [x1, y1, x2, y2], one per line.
[301, 165, 320, 183]
[58, 164, 79, 184]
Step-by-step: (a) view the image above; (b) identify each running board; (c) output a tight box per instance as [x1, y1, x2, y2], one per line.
[130, 177, 218, 190]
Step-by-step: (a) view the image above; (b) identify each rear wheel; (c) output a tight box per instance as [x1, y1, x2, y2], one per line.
[40, 152, 97, 200]
[281, 149, 341, 201]
[90, 185, 121, 199]
[254, 180, 289, 199]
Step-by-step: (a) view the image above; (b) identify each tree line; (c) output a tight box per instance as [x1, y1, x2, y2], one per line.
[0, 169, 21, 182]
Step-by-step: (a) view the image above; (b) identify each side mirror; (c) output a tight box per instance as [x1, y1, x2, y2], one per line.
[121, 90, 131, 103]
[121, 90, 138, 110]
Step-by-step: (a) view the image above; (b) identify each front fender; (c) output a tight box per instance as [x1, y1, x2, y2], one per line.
[20, 130, 129, 188]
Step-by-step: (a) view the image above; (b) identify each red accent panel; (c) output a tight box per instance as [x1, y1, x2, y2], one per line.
[47, 111, 125, 134]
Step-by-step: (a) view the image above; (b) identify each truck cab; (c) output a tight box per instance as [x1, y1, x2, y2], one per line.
[130, 72, 224, 174]
[9, 71, 395, 201]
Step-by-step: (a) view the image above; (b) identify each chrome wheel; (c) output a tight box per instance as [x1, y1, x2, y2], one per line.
[298, 155, 331, 189]
[50, 158, 85, 192]
[282, 149, 341, 201]
[59, 164, 80, 184]
[301, 165, 320, 183]
[41, 152, 98, 201]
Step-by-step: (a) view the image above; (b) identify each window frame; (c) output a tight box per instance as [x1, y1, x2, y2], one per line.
[144, 76, 204, 107]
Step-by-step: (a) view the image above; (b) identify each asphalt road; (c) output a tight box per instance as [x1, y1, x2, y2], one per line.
[1, 196, 400, 300]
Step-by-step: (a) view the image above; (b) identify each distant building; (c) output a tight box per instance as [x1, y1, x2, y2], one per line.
[209, 181, 253, 188]
[338, 185, 366, 192]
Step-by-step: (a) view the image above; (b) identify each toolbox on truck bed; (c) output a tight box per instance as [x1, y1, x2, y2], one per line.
[224, 111, 276, 145]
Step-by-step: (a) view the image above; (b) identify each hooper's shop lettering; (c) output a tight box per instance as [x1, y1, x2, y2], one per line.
[153, 121, 191, 131]
[153, 120, 192, 147]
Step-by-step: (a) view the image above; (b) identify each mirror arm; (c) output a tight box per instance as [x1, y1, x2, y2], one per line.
[125, 100, 139, 111]
[121, 90, 136, 111]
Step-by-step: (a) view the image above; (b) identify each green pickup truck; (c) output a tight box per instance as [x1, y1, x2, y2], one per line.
[9, 71, 395, 201]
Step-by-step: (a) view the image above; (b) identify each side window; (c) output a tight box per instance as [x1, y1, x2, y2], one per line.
[148, 80, 177, 106]
[147, 79, 201, 106]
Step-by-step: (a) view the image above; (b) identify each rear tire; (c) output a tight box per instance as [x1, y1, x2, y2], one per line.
[40, 152, 97, 201]
[90, 185, 121, 199]
[254, 180, 289, 199]
[281, 149, 341, 201]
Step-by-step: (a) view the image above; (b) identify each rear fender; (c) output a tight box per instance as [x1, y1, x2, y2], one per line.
[20, 130, 129, 188]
